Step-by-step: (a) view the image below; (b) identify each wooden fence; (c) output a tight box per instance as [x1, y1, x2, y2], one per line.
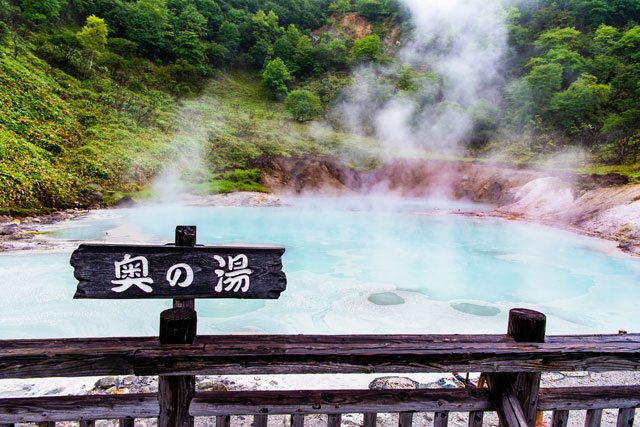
[0, 309, 638, 427]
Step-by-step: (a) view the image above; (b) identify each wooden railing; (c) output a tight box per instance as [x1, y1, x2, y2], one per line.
[0, 309, 638, 426]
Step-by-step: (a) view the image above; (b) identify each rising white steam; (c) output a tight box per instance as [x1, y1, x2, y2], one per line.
[150, 103, 210, 203]
[336, 0, 507, 155]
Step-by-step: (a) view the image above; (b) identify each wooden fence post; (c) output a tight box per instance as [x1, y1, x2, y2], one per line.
[158, 226, 198, 427]
[509, 308, 546, 426]
[485, 308, 546, 426]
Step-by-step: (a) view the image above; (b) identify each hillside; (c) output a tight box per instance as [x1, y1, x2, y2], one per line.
[2, 0, 640, 212]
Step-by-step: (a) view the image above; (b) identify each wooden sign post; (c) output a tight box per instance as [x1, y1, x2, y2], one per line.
[70, 225, 287, 427]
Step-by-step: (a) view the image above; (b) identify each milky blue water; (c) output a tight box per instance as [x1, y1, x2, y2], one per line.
[1, 196, 639, 339]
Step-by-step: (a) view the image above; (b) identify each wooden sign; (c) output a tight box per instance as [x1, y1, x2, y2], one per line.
[71, 243, 286, 299]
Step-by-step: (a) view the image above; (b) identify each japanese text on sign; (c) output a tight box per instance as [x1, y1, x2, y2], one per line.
[110, 254, 253, 294]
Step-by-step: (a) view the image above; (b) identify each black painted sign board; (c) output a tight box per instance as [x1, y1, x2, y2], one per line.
[71, 243, 286, 299]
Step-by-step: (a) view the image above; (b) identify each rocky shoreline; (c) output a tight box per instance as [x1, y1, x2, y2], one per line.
[1, 157, 639, 256]
[252, 155, 640, 256]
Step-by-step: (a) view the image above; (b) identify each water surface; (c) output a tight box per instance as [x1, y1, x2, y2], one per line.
[1, 196, 638, 338]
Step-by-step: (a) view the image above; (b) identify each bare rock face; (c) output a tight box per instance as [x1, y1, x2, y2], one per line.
[252, 154, 640, 254]
[252, 155, 544, 204]
[496, 177, 575, 217]
[560, 184, 640, 242]
[250, 155, 360, 195]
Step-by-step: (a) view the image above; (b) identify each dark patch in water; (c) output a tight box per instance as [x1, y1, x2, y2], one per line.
[368, 292, 405, 306]
[451, 302, 500, 317]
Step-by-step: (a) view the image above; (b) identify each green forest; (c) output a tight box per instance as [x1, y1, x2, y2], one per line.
[1, 0, 640, 211]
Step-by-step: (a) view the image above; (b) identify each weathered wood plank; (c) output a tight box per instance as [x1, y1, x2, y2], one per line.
[398, 412, 413, 427]
[363, 413, 377, 427]
[190, 389, 494, 415]
[486, 373, 528, 427]
[292, 414, 304, 427]
[216, 415, 231, 427]
[0, 334, 639, 379]
[467, 411, 483, 427]
[538, 386, 640, 411]
[434, 412, 449, 427]
[584, 409, 602, 427]
[551, 410, 568, 427]
[254, 414, 268, 427]
[0, 394, 158, 422]
[616, 407, 635, 427]
[507, 308, 546, 427]
[71, 243, 286, 299]
[158, 307, 196, 427]
[0, 386, 635, 424]
[327, 414, 341, 427]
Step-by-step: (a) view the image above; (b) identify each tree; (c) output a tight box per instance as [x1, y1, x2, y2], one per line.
[355, 0, 384, 19]
[261, 57, 292, 98]
[550, 73, 611, 133]
[615, 26, 640, 62]
[21, 0, 60, 22]
[285, 89, 323, 122]
[273, 37, 295, 62]
[525, 63, 564, 115]
[175, 4, 208, 37]
[217, 21, 240, 53]
[353, 34, 381, 62]
[535, 27, 583, 51]
[77, 15, 109, 71]
[175, 30, 206, 71]
[293, 35, 314, 75]
[329, 0, 351, 14]
[193, 0, 223, 37]
[251, 9, 281, 44]
[247, 38, 272, 69]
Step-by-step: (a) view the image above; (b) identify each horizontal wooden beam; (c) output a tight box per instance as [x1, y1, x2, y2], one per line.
[0, 334, 638, 379]
[0, 385, 638, 423]
[190, 389, 494, 416]
[0, 394, 158, 423]
[538, 385, 640, 411]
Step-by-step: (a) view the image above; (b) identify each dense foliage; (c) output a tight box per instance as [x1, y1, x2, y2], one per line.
[2, 0, 640, 210]
[499, 0, 640, 162]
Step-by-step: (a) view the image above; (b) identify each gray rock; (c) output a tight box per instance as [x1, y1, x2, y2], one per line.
[91, 190, 104, 201]
[368, 376, 419, 390]
[113, 195, 137, 207]
[95, 376, 119, 389]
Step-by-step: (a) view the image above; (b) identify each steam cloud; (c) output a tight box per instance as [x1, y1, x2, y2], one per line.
[335, 0, 507, 156]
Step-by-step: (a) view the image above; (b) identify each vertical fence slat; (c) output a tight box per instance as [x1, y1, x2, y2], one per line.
[291, 414, 304, 427]
[398, 412, 413, 427]
[327, 414, 341, 427]
[79, 421, 95, 427]
[552, 410, 569, 427]
[468, 411, 484, 427]
[37, 423, 54, 427]
[217, 415, 231, 427]
[363, 413, 377, 427]
[434, 412, 449, 427]
[119, 417, 134, 427]
[585, 409, 602, 427]
[254, 414, 268, 427]
[0, 424, 14, 427]
[616, 408, 635, 427]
